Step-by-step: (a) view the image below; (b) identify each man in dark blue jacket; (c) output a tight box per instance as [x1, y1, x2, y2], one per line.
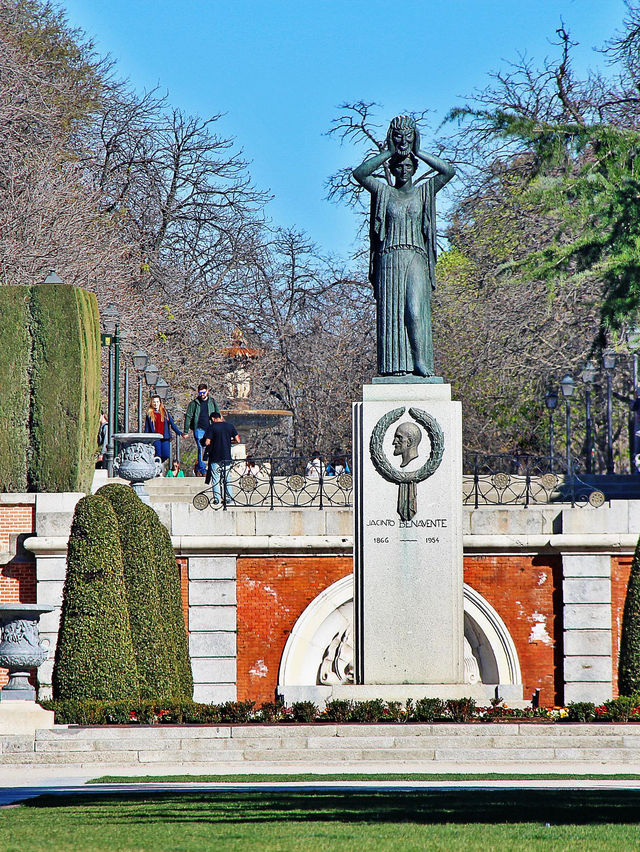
[204, 412, 241, 503]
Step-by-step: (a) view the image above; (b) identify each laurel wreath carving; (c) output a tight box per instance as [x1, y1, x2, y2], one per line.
[369, 406, 444, 484]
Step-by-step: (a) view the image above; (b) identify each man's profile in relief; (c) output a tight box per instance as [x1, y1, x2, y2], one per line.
[392, 422, 422, 468]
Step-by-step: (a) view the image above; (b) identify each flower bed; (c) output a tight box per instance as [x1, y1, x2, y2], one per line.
[39, 695, 640, 726]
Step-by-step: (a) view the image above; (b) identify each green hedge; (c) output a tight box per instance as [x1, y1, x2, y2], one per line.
[149, 507, 194, 699]
[52, 494, 139, 700]
[98, 485, 175, 701]
[0, 288, 31, 491]
[619, 534, 640, 695]
[0, 284, 100, 493]
[29, 284, 100, 493]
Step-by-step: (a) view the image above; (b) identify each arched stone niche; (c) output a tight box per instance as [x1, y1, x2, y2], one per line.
[278, 575, 521, 696]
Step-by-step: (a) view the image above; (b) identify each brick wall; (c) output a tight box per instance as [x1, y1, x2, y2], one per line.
[0, 504, 34, 554]
[177, 557, 189, 632]
[236, 553, 564, 707]
[612, 555, 633, 698]
[464, 554, 563, 706]
[237, 556, 352, 704]
[0, 502, 36, 687]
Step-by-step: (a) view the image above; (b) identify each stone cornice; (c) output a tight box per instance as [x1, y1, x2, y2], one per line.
[22, 532, 639, 556]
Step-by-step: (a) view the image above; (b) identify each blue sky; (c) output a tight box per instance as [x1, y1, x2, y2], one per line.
[63, 0, 627, 258]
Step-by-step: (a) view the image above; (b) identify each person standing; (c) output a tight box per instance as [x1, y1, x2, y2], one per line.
[183, 383, 220, 476]
[204, 412, 241, 504]
[144, 395, 183, 465]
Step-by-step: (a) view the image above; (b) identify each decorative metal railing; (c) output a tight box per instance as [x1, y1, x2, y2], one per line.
[192, 453, 606, 510]
[462, 452, 605, 508]
[192, 457, 353, 510]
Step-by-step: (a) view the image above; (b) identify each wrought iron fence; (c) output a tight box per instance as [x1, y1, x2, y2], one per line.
[193, 456, 353, 510]
[462, 452, 606, 508]
[192, 452, 607, 510]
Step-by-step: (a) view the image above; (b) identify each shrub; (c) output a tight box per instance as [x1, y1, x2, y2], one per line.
[257, 701, 285, 723]
[567, 702, 596, 722]
[0, 287, 30, 491]
[323, 699, 353, 722]
[148, 507, 193, 699]
[29, 284, 100, 493]
[351, 699, 385, 723]
[52, 495, 139, 701]
[98, 485, 174, 701]
[413, 697, 446, 722]
[619, 534, 640, 696]
[603, 696, 638, 722]
[219, 700, 256, 723]
[446, 698, 477, 722]
[291, 701, 319, 722]
[383, 701, 405, 722]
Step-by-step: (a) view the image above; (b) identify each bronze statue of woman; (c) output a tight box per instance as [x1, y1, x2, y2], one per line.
[353, 115, 455, 377]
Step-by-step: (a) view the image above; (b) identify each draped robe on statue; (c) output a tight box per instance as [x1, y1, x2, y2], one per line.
[369, 178, 438, 376]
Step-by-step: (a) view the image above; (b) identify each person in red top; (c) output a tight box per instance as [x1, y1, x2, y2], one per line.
[144, 395, 183, 464]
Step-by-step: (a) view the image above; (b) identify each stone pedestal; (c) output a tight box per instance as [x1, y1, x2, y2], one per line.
[353, 380, 464, 685]
[0, 700, 54, 734]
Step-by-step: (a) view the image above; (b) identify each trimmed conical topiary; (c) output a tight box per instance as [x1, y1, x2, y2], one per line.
[98, 484, 175, 700]
[149, 507, 193, 699]
[619, 535, 640, 696]
[53, 495, 139, 700]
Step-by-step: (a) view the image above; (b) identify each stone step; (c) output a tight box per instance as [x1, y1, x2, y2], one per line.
[4, 724, 640, 768]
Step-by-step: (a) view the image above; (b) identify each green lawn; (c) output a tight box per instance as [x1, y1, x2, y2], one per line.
[90, 772, 640, 783]
[3, 789, 640, 851]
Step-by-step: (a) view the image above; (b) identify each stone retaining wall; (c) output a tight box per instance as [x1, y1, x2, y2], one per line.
[3, 724, 640, 768]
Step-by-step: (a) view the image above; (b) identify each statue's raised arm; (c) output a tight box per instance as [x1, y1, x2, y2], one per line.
[353, 114, 455, 379]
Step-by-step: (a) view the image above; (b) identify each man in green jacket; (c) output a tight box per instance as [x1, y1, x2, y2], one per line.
[183, 383, 220, 475]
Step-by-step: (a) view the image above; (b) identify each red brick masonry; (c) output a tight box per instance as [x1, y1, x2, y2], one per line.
[237, 554, 565, 706]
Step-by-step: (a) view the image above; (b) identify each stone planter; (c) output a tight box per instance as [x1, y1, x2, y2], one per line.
[113, 432, 163, 504]
[0, 603, 54, 700]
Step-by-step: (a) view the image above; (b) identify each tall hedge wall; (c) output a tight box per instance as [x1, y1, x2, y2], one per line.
[0, 284, 100, 493]
[29, 284, 101, 493]
[53, 494, 139, 701]
[0, 288, 31, 491]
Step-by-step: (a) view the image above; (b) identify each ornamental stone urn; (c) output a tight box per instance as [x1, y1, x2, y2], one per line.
[0, 603, 54, 701]
[113, 432, 163, 504]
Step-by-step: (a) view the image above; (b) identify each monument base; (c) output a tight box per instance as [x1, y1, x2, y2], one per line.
[354, 381, 464, 684]
[0, 700, 55, 735]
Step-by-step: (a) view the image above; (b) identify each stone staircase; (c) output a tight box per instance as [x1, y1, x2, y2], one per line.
[145, 476, 206, 504]
[3, 724, 640, 770]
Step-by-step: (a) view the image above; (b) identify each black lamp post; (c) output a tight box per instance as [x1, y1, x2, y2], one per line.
[544, 387, 559, 472]
[143, 362, 159, 427]
[580, 360, 597, 474]
[144, 362, 159, 389]
[603, 348, 617, 474]
[155, 377, 169, 401]
[101, 304, 120, 477]
[560, 374, 576, 477]
[131, 350, 149, 431]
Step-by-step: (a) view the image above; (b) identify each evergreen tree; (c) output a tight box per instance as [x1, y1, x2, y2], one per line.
[147, 505, 194, 699]
[619, 534, 640, 696]
[98, 484, 174, 700]
[53, 495, 138, 700]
